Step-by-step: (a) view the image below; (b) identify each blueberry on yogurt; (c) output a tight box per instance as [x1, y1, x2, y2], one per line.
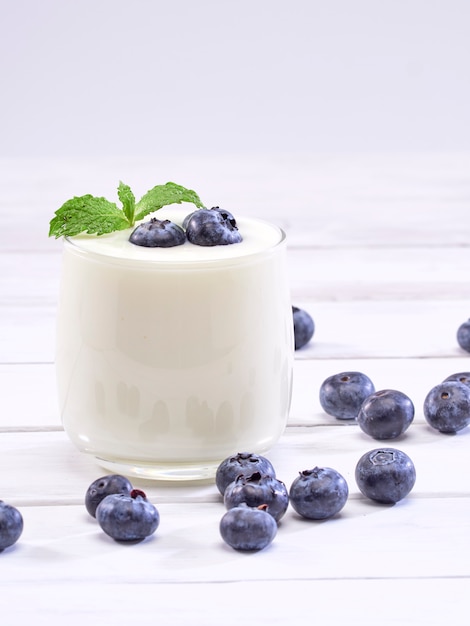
[183, 206, 237, 230]
[129, 218, 186, 247]
[185, 207, 242, 246]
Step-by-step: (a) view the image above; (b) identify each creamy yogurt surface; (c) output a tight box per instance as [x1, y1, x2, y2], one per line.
[69, 207, 283, 264]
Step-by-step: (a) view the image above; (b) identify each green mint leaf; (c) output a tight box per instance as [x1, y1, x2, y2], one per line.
[48, 195, 130, 238]
[48, 181, 204, 238]
[134, 181, 204, 222]
[118, 181, 136, 225]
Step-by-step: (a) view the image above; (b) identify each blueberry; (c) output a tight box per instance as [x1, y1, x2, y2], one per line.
[289, 467, 349, 520]
[355, 448, 416, 504]
[129, 218, 186, 247]
[95, 489, 160, 542]
[292, 306, 315, 350]
[183, 206, 237, 230]
[423, 381, 470, 434]
[457, 319, 470, 353]
[319, 371, 375, 420]
[357, 389, 415, 440]
[224, 472, 289, 523]
[182, 211, 195, 229]
[185, 207, 242, 246]
[0, 501, 23, 552]
[85, 474, 133, 518]
[215, 452, 276, 496]
[219, 503, 277, 551]
[443, 372, 470, 388]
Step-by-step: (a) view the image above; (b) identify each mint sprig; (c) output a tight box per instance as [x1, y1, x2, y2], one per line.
[49, 181, 204, 238]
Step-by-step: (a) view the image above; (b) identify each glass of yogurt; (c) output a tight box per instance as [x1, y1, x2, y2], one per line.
[55, 207, 293, 480]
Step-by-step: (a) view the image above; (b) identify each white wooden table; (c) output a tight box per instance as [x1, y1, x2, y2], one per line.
[1, 153, 469, 625]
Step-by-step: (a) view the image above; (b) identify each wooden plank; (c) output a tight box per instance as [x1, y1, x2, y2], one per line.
[0, 153, 469, 625]
[0, 304, 56, 363]
[0, 579, 468, 626]
[1, 497, 469, 586]
[287, 247, 470, 300]
[0, 363, 61, 427]
[293, 299, 470, 359]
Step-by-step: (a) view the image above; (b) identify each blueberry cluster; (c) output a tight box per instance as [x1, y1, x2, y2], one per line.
[129, 207, 242, 248]
[216, 448, 416, 551]
[319, 367, 470, 438]
[172, 314, 470, 550]
[6, 317, 468, 556]
[85, 474, 160, 542]
[3, 447, 418, 557]
[216, 453, 281, 551]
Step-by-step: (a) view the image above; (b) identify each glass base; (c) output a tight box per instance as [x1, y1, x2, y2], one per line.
[95, 455, 220, 482]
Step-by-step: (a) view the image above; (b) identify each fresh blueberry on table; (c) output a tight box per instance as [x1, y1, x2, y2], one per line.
[215, 452, 276, 496]
[443, 372, 470, 388]
[129, 218, 186, 247]
[357, 389, 415, 440]
[319, 371, 375, 420]
[457, 319, 470, 353]
[85, 474, 133, 518]
[423, 381, 470, 434]
[289, 467, 349, 520]
[219, 503, 277, 551]
[185, 207, 242, 246]
[292, 306, 315, 350]
[223, 472, 289, 523]
[355, 448, 416, 504]
[95, 489, 160, 542]
[0, 500, 23, 552]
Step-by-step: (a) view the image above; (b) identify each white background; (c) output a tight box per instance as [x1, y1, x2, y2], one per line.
[1, 0, 469, 157]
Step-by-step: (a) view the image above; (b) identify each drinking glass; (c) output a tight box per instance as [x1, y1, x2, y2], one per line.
[55, 215, 293, 480]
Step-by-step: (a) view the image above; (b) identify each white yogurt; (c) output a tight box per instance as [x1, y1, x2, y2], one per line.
[56, 207, 294, 480]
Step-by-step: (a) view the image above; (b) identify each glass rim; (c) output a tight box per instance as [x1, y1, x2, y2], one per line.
[63, 218, 287, 270]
